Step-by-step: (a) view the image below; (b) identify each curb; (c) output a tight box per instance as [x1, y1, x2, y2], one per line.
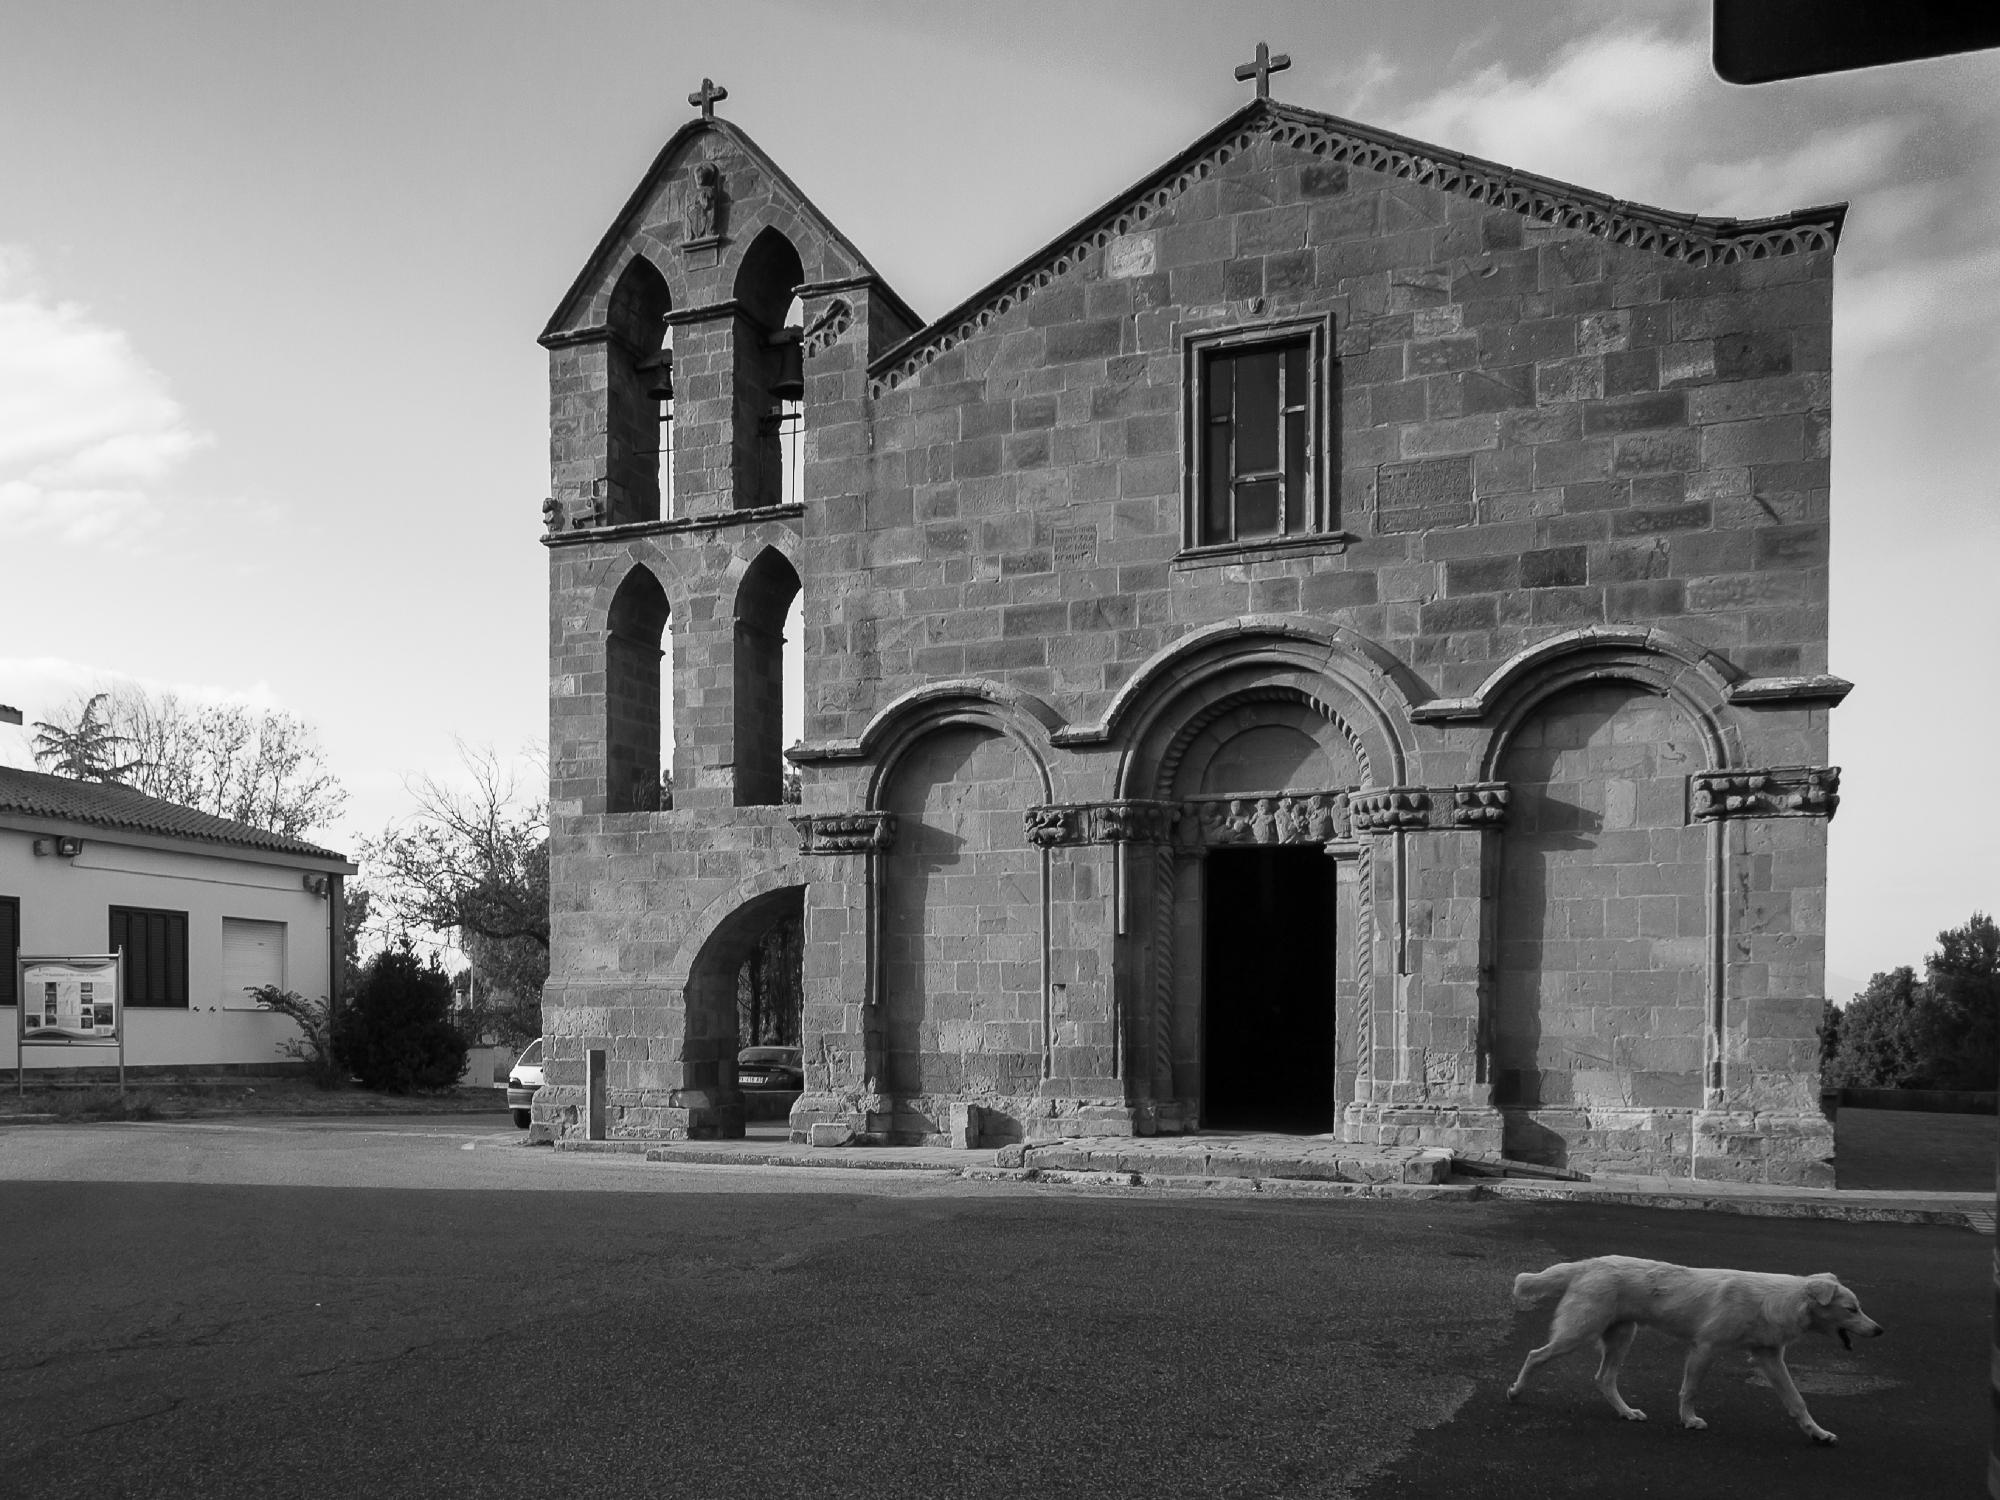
[544, 1142, 1989, 1226]
[1475, 1178, 1988, 1230]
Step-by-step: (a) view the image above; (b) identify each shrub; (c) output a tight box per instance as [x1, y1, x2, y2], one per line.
[333, 945, 468, 1093]
[247, 984, 345, 1089]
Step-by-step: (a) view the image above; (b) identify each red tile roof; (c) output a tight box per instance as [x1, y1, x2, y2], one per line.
[0, 765, 350, 864]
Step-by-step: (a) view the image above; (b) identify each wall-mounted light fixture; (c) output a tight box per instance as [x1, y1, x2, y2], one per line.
[34, 836, 83, 857]
[303, 874, 330, 898]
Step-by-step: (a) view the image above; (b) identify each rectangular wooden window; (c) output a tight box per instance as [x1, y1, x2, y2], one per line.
[110, 906, 189, 1009]
[1188, 324, 1326, 548]
[0, 897, 17, 1009]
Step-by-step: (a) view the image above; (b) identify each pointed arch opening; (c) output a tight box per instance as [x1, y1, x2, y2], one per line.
[733, 547, 802, 807]
[731, 229, 805, 512]
[606, 565, 670, 813]
[605, 256, 672, 526]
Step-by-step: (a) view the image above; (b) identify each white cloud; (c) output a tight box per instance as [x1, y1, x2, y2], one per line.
[0, 656, 285, 736]
[1838, 244, 2000, 363]
[1393, 28, 1710, 204]
[1682, 120, 1913, 220]
[0, 248, 210, 543]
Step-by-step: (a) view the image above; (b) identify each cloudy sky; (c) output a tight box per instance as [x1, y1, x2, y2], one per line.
[0, 0, 1992, 992]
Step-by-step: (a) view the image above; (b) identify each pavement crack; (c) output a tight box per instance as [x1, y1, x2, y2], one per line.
[72, 1396, 185, 1440]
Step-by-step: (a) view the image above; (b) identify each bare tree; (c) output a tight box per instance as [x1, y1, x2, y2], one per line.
[362, 746, 548, 1046]
[35, 686, 346, 838]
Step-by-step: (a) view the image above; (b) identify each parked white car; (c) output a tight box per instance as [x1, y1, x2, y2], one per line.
[506, 1038, 544, 1128]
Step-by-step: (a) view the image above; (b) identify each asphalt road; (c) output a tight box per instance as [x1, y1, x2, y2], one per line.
[0, 1119, 1986, 1500]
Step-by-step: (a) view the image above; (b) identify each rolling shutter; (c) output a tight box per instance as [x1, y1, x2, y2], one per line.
[221, 918, 286, 1008]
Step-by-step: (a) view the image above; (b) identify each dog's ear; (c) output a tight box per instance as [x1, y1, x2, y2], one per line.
[1805, 1274, 1840, 1306]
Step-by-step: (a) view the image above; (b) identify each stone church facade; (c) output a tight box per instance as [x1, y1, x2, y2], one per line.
[534, 85, 1848, 1184]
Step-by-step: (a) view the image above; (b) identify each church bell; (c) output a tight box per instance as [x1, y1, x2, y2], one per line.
[768, 328, 805, 402]
[643, 349, 674, 404]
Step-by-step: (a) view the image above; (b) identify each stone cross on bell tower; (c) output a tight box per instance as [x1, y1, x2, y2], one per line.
[1234, 41, 1291, 98]
[689, 76, 728, 118]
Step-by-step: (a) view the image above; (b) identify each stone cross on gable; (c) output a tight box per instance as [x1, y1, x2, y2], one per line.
[1234, 41, 1291, 98]
[689, 77, 728, 118]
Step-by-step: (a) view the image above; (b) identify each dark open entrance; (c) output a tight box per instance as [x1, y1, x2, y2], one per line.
[1201, 847, 1337, 1132]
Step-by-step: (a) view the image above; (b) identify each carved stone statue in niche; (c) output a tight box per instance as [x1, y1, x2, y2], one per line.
[684, 162, 722, 244]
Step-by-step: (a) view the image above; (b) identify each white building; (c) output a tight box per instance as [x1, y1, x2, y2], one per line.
[0, 765, 355, 1074]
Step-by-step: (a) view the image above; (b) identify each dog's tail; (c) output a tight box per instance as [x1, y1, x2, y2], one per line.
[1512, 1262, 1580, 1309]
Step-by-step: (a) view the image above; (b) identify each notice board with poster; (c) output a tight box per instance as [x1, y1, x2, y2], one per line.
[16, 953, 125, 1096]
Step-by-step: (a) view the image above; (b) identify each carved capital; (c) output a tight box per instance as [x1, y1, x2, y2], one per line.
[791, 811, 897, 854]
[1450, 782, 1511, 828]
[1024, 805, 1085, 848]
[1349, 787, 1431, 835]
[1024, 800, 1177, 848]
[1690, 766, 1840, 822]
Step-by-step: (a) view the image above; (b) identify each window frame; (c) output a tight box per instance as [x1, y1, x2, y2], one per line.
[109, 905, 189, 1010]
[0, 896, 17, 1010]
[1182, 315, 1334, 554]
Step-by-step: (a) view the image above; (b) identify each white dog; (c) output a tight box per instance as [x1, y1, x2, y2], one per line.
[1506, 1255, 1884, 1445]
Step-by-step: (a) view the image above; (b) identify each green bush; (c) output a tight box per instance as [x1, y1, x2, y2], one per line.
[333, 945, 468, 1093]
[247, 984, 344, 1088]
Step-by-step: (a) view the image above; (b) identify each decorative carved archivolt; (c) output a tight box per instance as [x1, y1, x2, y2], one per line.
[791, 811, 897, 854]
[1023, 785, 1510, 849]
[1690, 767, 1840, 822]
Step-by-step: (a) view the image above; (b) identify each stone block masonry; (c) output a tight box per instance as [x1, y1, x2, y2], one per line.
[533, 94, 1846, 1183]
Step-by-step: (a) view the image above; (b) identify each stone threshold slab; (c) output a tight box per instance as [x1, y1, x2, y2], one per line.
[1005, 1134, 1457, 1185]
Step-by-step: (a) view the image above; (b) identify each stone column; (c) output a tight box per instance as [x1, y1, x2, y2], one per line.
[663, 302, 742, 519]
[1340, 786, 1507, 1158]
[789, 812, 895, 1144]
[1689, 767, 1840, 1186]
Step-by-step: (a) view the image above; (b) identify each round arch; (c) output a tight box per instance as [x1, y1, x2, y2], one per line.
[860, 684, 1059, 809]
[1473, 633, 1739, 781]
[1111, 622, 1417, 801]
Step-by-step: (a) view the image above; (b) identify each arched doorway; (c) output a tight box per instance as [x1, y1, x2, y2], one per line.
[682, 883, 806, 1138]
[1146, 687, 1369, 1134]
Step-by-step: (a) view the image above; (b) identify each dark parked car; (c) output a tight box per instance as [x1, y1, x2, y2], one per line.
[737, 1045, 803, 1119]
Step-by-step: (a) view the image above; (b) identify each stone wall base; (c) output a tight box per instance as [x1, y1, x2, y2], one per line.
[1342, 1102, 1505, 1159]
[1490, 1105, 1835, 1186]
[1694, 1108, 1835, 1188]
[531, 1084, 743, 1145]
[1499, 1105, 1695, 1177]
[791, 1091, 1138, 1147]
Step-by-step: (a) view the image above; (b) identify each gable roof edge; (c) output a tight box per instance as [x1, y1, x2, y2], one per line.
[540, 117, 911, 345]
[867, 97, 1847, 395]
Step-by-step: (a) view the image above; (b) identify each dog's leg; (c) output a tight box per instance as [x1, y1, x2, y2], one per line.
[1676, 1343, 1719, 1430]
[1508, 1303, 1601, 1405]
[1750, 1350, 1837, 1445]
[1592, 1320, 1646, 1422]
